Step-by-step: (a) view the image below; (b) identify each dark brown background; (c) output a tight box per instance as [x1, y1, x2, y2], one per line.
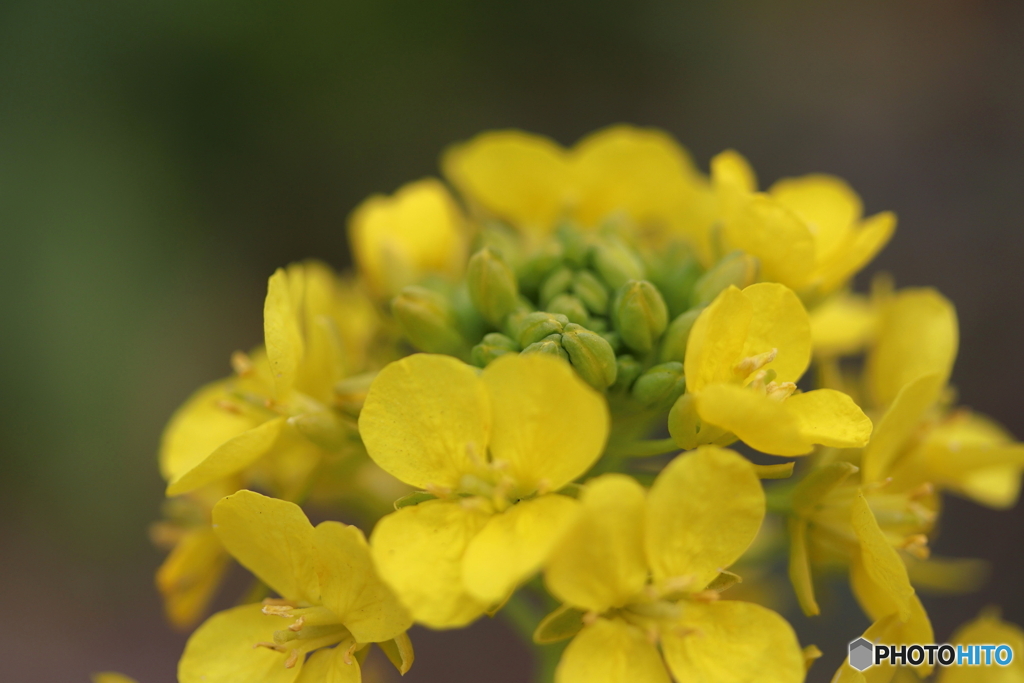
[2, 1, 1022, 680]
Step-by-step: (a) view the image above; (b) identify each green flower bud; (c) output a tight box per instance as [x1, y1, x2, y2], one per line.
[648, 244, 703, 318]
[516, 311, 569, 347]
[470, 332, 520, 367]
[587, 317, 608, 332]
[450, 283, 487, 341]
[539, 266, 574, 308]
[391, 286, 468, 357]
[691, 252, 758, 306]
[546, 293, 591, 325]
[467, 247, 520, 326]
[599, 330, 622, 352]
[591, 236, 645, 290]
[611, 354, 643, 392]
[517, 240, 565, 296]
[522, 333, 568, 362]
[631, 362, 686, 410]
[612, 280, 669, 354]
[572, 270, 610, 314]
[557, 223, 590, 268]
[561, 323, 617, 389]
[658, 307, 703, 364]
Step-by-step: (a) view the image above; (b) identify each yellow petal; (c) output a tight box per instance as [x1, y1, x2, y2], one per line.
[867, 288, 958, 407]
[156, 526, 230, 629]
[711, 150, 758, 195]
[722, 195, 816, 290]
[348, 178, 466, 298]
[815, 211, 896, 294]
[685, 286, 753, 393]
[159, 379, 267, 483]
[481, 353, 609, 492]
[905, 555, 989, 595]
[264, 266, 305, 399]
[810, 292, 877, 357]
[695, 384, 808, 456]
[92, 674, 139, 683]
[294, 644, 361, 683]
[834, 606, 932, 683]
[787, 517, 819, 616]
[212, 490, 319, 604]
[166, 417, 288, 496]
[313, 521, 411, 643]
[178, 604, 303, 683]
[662, 600, 804, 683]
[785, 388, 872, 449]
[545, 475, 648, 613]
[646, 447, 764, 588]
[739, 282, 812, 384]
[850, 492, 915, 622]
[443, 130, 570, 235]
[940, 610, 1024, 683]
[861, 373, 946, 484]
[462, 494, 579, 604]
[359, 354, 491, 491]
[769, 174, 863, 259]
[555, 618, 671, 683]
[370, 499, 491, 629]
[572, 125, 698, 230]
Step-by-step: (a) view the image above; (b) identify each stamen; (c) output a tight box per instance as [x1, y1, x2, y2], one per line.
[216, 400, 243, 415]
[901, 534, 931, 560]
[288, 616, 306, 632]
[255, 641, 286, 652]
[582, 611, 599, 626]
[734, 348, 778, 377]
[231, 350, 254, 376]
[284, 649, 300, 669]
[688, 590, 720, 603]
[765, 381, 797, 402]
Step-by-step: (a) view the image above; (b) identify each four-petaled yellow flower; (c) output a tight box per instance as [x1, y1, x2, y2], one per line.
[707, 150, 895, 295]
[359, 352, 609, 628]
[443, 126, 706, 242]
[349, 178, 467, 299]
[669, 282, 872, 456]
[542, 447, 805, 683]
[179, 490, 413, 683]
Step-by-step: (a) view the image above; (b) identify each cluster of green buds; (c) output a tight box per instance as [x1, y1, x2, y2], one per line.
[389, 223, 759, 412]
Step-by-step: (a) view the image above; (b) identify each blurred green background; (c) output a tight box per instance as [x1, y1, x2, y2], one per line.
[2, 1, 1023, 680]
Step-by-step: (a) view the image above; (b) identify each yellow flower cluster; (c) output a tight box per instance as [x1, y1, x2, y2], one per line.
[122, 126, 1024, 683]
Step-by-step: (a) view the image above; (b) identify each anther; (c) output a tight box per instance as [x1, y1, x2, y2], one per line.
[734, 348, 778, 377]
[765, 381, 797, 402]
[284, 649, 300, 669]
[288, 616, 305, 632]
[231, 351, 254, 376]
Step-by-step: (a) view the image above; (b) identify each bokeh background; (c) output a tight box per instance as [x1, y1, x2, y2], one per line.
[2, 1, 1023, 680]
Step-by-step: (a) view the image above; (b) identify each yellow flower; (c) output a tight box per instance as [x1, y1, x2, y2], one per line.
[178, 490, 412, 683]
[669, 282, 872, 456]
[442, 126, 705, 241]
[939, 610, 1024, 683]
[541, 448, 805, 683]
[162, 261, 379, 497]
[348, 178, 467, 299]
[708, 150, 895, 295]
[359, 353, 609, 628]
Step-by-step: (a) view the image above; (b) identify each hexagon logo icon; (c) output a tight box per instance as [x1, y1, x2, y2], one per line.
[849, 638, 874, 671]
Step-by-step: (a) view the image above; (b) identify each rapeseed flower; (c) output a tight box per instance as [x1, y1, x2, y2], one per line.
[668, 282, 872, 455]
[178, 490, 412, 683]
[541, 447, 805, 683]
[360, 352, 608, 628]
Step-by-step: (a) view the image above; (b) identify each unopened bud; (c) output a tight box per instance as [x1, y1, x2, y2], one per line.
[470, 333, 520, 367]
[467, 247, 520, 326]
[516, 311, 569, 347]
[658, 307, 703, 364]
[561, 323, 617, 389]
[631, 362, 686, 410]
[522, 333, 569, 362]
[547, 294, 591, 325]
[557, 223, 590, 268]
[599, 330, 622, 352]
[612, 280, 669, 354]
[517, 240, 565, 296]
[572, 270, 610, 315]
[611, 355, 643, 392]
[587, 317, 608, 332]
[391, 286, 468, 357]
[692, 252, 758, 307]
[648, 245, 703, 318]
[591, 237, 645, 290]
[539, 266, 574, 308]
